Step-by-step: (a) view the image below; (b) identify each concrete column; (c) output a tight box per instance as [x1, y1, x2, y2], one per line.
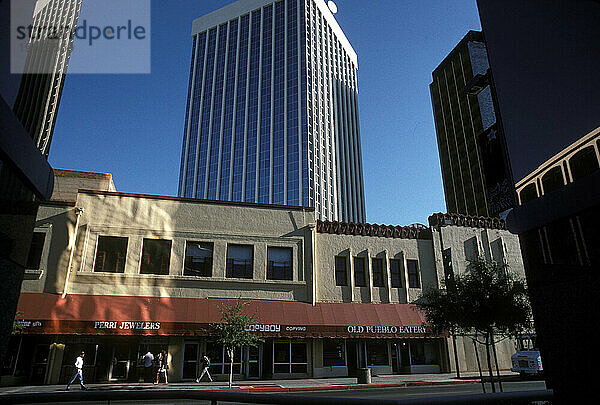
[366, 249, 372, 303]
[383, 249, 391, 303]
[168, 337, 184, 383]
[348, 248, 355, 302]
[45, 343, 65, 385]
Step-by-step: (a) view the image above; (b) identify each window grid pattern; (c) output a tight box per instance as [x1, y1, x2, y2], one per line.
[272, 1, 286, 204]
[232, 15, 250, 202]
[258, 4, 273, 203]
[179, 35, 197, 197]
[245, 11, 261, 202]
[196, 28, 217, 199]
[178, 0, 364, 223]
[219, 19, 239, 200]
[207, 24, 228, 200]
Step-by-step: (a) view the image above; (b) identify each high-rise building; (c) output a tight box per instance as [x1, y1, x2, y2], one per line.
[12, 0, 83, 157]
[178, 0, 366, 223]
[430, 31, 512, 217]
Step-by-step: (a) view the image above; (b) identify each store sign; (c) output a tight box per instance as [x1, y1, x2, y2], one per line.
[245, 324, 281, 332]
[94, 321, 161, 330]
[346, 325, 426, 334]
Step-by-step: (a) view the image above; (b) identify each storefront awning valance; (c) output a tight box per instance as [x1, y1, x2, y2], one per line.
[17, 293, 434, 338]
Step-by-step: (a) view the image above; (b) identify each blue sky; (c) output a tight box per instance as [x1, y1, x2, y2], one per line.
[49, 0, 481, 226]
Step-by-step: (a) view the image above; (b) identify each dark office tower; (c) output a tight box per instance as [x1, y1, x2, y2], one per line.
[178, 0, 366, 223]
[430, 31, 511, 217]
[476, 0, 600, 400]
[12, 0, 83, 157]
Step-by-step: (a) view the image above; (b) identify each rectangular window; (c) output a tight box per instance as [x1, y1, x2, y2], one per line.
[267, 246, 293, 280]
[323, 339, 345, 366]
[407, 259, 421, 288]
[367, 341, 389, 366]
[371, 258, 384, 287]
[334, 256, 347, 286]
[184, 241, 213, 277]
[140, 239, 171, 275]
[226, 244, 253, 279]
[205, 342, 242, 375]
[353, 257, 366, 287]
[26, 232, 45, 269]
[94, 236, 128, 273]
[273, 341, 307, 374]
[390, 259, 403, 288]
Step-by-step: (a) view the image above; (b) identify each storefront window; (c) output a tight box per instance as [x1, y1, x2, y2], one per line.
[366, 341, 389, 366]
[273, 341, 307, 374]
[323, 339, 345, 367]
[206, 342, 242, 374]
[410, 340, 440, 365]
[184, 241, 213, 277]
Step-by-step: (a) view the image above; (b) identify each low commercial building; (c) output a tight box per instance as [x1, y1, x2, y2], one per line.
[2, 171, 525, 385]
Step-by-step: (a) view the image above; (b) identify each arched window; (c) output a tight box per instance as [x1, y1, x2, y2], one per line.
[519, 183, 538, 204]
[541, 166, 564, 195]
[569, 145, 599, 181]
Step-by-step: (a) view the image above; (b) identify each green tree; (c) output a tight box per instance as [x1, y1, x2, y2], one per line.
[418, 258, 531, 392]
[212, 299, 261, 388]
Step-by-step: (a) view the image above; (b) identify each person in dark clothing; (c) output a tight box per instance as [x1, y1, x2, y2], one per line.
[196, 353, 213, 382]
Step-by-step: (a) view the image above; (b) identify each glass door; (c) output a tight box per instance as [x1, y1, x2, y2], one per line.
[244, 344, 262, 379]
[182, 342, 199, 380]
[109, 344, 130, 381]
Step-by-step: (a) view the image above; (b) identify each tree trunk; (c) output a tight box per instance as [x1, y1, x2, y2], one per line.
[451, 328, 460, 379]
[472, 337, 486, 393]
[485, 331, 496, 393]
[491, 332, 503, 392]
[228, 348, 234, 389]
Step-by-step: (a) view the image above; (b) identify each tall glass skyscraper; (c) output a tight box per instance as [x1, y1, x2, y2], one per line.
[178, 0, 365, 223]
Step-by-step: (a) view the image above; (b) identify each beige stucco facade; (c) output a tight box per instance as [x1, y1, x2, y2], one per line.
[8, 177, 526, 385]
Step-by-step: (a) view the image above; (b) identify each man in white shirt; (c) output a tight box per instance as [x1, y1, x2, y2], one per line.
[143, 351, 154, 382]
[66, 351, 87, 390]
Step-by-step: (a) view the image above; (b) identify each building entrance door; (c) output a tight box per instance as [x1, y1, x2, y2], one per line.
[346, 341, 358, 377]
[182, 342, 199, 380]
[244, 344, 262, 379]
[109, 344, 130, 381]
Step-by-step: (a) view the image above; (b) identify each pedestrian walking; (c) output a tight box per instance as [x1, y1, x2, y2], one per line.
[142, 350, 154, 382]
[196, 353, 213, 382]
[154, 351, 168, 384]
[66, 351, 87, 390]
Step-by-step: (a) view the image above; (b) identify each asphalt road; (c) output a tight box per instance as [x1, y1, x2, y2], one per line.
[6, 381, 548, 404]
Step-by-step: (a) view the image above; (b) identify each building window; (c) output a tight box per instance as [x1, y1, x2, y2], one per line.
[371, 258, 384, 287]
[273, 341, 307, 374]
[206, 342, 242, 375]
[353, 257, 366, 287]
[366, 341, 389, 366]
[184, 241, 213, 277]
[140, 239, 171, 275]
[94, 236, 128, 273]
[407, 259, 420, 288]
[267, 247, 293, 280]
[323, 339, 345, 367]
[226, 244, 253, 279]
[541, 166, 564, 194]
[569, 145, 599, 181]
[519, 183, 538, 205]
[390, 259, 403, 288]
[26, 232, 46, 269]
[334, 256, 347, 286]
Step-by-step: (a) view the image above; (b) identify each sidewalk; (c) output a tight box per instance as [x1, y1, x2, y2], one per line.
[0, 371, 523, 395]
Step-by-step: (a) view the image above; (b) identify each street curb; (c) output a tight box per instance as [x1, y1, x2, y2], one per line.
[217, 379, 481, 393]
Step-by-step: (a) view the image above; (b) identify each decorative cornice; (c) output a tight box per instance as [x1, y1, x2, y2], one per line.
[316, 220, 431, 240]
[427, 212, 506, 230]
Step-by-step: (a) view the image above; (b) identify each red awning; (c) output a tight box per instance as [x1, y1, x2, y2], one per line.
[16, 293, 433, 338]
